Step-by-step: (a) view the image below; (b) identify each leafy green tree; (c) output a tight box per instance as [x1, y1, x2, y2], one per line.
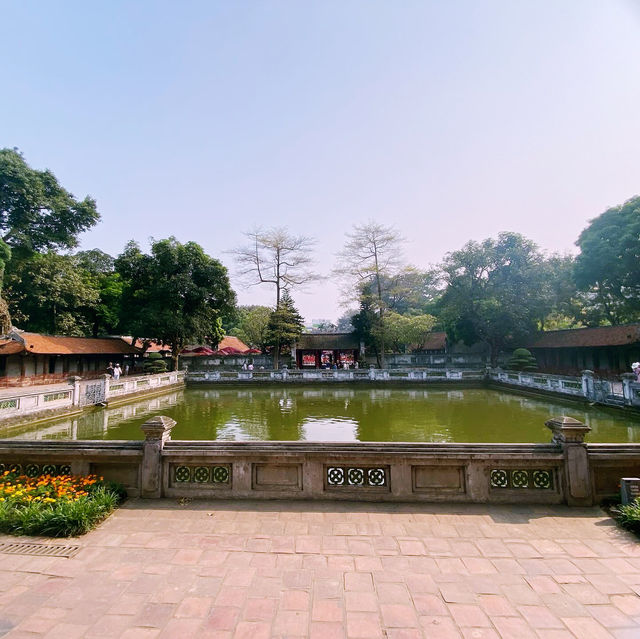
[115, 237, 236, 370]
[438, 232, 549, 367]
[381, 267, 442, 316]
[382, 312, 437, 353]
[76, 249, 123, 336]
[507, 348, 538, 371]
[351, 287, 382, 365]
[265, 290, 304, 369]
[5, 252, 99, 335]
[574, 196, 640, 324]
[0, 148, 99, 331]
[229, 305, 271, 351]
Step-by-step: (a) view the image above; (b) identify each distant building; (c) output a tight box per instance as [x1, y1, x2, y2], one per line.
[293, 333, 363, 368]
[527, 324, 640, 376]
[0, 331, 140, 385]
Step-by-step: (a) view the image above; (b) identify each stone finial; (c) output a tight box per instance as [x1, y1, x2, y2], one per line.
[545, 416, 591, 445]
[141, 415, 176, 442]
[581, 370, 594, 377]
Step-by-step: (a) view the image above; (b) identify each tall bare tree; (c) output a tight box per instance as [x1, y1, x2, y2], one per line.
[232, 228, 318, 307]
[333, 222, 405, 367]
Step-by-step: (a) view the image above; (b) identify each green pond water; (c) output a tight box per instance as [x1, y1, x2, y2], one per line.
[2, 386, 639, 443]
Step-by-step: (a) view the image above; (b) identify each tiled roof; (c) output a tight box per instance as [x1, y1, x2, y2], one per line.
[10, 333, 140, 355]
[120, 337, 172, 352]
[0, 340, 27, 356]
[420, 331, 447, 351]
[528, 324, 640, 349]
[217, 336, 251, 352]
[296, 333, 360, 350]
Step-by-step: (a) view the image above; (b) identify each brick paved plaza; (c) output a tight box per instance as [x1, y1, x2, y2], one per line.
[1, 499, 640, 638]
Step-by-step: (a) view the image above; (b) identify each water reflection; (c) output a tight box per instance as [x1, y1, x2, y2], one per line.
[2, 387, 639, 443]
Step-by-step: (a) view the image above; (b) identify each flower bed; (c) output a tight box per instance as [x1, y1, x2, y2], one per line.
[0, 471, 126, 537]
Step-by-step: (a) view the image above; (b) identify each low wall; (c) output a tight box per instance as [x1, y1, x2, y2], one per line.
[187, 368, 484, 384]
[489, 369, 640, 409]
[0, 371, 185, 424]
[0, 415, 636, 506]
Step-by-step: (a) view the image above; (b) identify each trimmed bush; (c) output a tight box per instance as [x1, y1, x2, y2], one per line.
[507, 348, 538, 371]
[144, 352, 168, 374]
[612, 500, 640, 535]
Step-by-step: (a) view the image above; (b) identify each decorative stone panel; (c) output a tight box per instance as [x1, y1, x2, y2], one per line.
[172, 464, 231, 486]
[413, 465, 466, 493]
[490, 468, 554, 490]
[0, 463, 73, 476]
[252, 463, 303, 491]
[325, 465, 389, 490]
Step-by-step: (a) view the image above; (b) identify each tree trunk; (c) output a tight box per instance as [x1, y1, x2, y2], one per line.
[273, 341, 280, 370]
[490, 342, 499, 368]
[171, 345, 179, 372]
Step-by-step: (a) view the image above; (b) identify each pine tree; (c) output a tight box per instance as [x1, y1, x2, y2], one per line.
[265, 290, 304, 369]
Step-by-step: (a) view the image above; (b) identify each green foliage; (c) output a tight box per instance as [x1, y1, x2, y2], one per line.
[143, 352, 168, 373]
[265, 291, 304, 368]
[612, 500, 640, 535]
[381, 311, 437, 353]
[115, 237, 236, 368]
[5, 252, 99, 335]
[439, 232, 549, 367]
[0, 488, 118, 537]
[574, 196, 640, 324]
[507, 348, 538, 371]
[228, 305, 271, 350]
[0, 148, 100, 254]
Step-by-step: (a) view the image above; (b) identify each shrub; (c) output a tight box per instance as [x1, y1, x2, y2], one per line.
[144, 352, 168, 374]
[0, 472, 125, 537]
[507, 348, 538, 371]
[612, 500, 640, 535]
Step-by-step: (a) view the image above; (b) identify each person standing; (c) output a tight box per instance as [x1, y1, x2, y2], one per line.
[106, 362, 114, 377]
[113, 364, 122, 380]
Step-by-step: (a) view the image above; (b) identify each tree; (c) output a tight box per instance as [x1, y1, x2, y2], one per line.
[438, 232, 548, 367]
[115, 238, 236, 370]
[574, 196, 640, 324]
[0, 148, 100, 331]
[76, 249, 123, 336]
[333, 222, 405, 367]
[228, 305, 272, 351]
[381, 267, 442, 316]
[4, 252, 99, 335]
[232, 227, 318, 307]
[265, 290, 304, 369]
[383, 312, 437, 353]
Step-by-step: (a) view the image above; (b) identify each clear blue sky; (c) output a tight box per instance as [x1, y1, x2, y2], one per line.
[2, 1, 639, 322]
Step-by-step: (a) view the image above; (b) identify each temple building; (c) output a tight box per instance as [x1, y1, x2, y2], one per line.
[292, 333, 364, 368]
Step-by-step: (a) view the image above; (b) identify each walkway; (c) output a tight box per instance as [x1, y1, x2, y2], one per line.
[0, 500, 639, 638]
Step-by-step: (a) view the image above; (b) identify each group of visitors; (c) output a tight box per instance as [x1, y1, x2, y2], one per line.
[241, 362, 254, 371]
[106, 362, 128, 379]
[321, 361, 358, 370]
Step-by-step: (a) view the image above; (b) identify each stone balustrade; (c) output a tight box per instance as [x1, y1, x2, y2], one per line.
[489, 369, 640, 409]
[0, 413, 637, 506]
[0, 371, 185, 423]
[187, 368, 485, 384]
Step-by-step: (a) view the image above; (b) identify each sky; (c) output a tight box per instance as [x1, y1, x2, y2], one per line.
[2, 1, 640, 323]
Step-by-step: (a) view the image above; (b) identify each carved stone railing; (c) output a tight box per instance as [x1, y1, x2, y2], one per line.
[186, 368, 485, 384]
[0, 413, 633, 505]
[489, 369, 640, 409]
[0, 371, 185, 423]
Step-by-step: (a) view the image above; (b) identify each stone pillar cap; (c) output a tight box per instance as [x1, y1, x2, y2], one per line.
[141, 415, 176, 441]
[546, 415, 591, 444]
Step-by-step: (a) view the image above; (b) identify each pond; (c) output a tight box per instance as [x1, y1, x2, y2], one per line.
[2, 386, 639, 443]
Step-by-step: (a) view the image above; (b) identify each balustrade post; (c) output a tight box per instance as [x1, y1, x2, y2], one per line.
[140, 415, 175, 498]
[68, 376, 82, 406]
[546, 416, 593, 506]
[581, 370, 595, 400]
[621, 373, 636, 406]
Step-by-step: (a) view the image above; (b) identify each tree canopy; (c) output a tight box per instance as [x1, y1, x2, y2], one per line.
[115, 238, 236, 368]
[574, 196, 640, 324]
[265, 290, 304, 369]
[438, 232, 548, 366]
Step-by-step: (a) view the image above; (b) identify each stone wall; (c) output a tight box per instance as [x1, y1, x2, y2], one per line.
[0, 371, 185, 424]
[0, 415, 635, 506]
